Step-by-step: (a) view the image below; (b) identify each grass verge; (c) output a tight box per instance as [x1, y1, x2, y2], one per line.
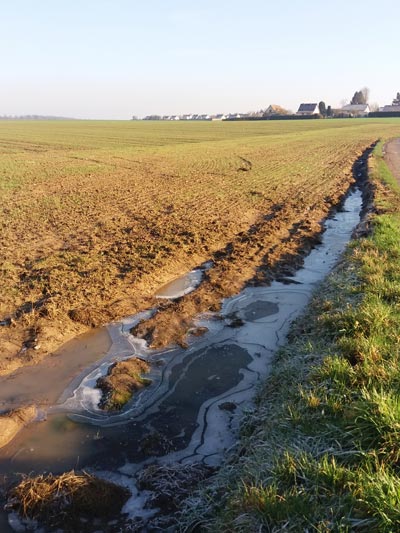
[181, 141, 400, 531]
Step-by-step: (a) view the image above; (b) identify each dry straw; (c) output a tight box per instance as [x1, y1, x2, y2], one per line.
[7, 470, 130, 528]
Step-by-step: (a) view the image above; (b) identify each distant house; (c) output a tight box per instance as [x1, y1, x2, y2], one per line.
[226, 113, 243, 119]
[264, 104, 289, 116]
[296, 103, 319, 116]
[379, 105, 400, 113]
[341, 104, 370, 117]
[212, 114, 227, 121]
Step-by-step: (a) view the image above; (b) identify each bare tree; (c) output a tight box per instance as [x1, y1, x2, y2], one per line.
[350, 87, 369, 105]
[361, 87, 370, 103]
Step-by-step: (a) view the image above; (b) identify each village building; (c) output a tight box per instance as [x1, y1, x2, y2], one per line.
[341, 104, 370, 117]
[296, 103, 319, 116]
[212, 114, 227, 121]
[379, 105, 400, 114]
[264, 105, 288, 115]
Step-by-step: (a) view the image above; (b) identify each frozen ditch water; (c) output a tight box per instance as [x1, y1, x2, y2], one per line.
[155, 261, 212, 300]
[0, 188, 362, 529]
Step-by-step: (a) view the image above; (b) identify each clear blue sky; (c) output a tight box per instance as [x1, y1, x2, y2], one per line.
[1, 0, 399, 119]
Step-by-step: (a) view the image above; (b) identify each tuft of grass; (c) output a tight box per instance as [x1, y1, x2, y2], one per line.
[6, 470, 130, 530]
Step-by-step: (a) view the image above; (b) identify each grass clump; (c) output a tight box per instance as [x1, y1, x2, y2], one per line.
[6, 470, 130, 530]
[96, 357, 152, 410]
[181, 140, 400, 531]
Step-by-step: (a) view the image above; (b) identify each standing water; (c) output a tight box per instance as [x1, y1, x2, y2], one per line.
[0, 188, 362, 529]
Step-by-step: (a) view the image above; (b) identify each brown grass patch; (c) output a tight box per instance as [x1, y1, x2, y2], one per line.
[6, 470, 130, 529]
[96, 357, 152, 410]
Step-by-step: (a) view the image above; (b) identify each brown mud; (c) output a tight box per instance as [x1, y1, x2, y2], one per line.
[0, 170, 357, 374]
[0, 406, 37, 450]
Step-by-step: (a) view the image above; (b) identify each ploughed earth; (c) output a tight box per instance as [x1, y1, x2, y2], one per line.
[1, 160, 358, 376]
[3, 118, 396, 378]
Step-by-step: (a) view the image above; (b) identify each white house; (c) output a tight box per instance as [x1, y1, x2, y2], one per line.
[296, 103, 319, 116]
[341, 104, 370, 117]
[212, 114, 227, 121]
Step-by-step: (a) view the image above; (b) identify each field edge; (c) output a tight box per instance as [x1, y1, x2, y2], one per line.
[178, 139, 400, 531]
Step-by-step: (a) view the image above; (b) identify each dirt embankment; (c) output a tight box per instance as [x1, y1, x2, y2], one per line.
[0, 405, 37, 450]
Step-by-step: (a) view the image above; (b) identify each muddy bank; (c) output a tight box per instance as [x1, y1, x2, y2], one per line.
[0, 406, 37, 450]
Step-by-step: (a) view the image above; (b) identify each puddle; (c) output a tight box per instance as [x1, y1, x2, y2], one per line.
[0, 327, 111, 412]
[155, 261, 212, 299]
[241, 300, 279, 320]
[155, 270, 203, 299]
[0, 189, 362, 530]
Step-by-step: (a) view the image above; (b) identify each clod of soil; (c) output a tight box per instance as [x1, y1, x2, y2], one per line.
[188, 326, 209, 337]
[225, 312, 245, 328]
[138, 431, 173, 457]
[6, 471, 130, 531]
[0, 405, 37, 449]
[219, 401, 237, 412]
[96, 357, 152, 410]
[68, 307, 109, 328]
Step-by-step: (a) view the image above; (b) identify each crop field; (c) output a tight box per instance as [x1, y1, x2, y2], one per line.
[1, 118, 400, 374]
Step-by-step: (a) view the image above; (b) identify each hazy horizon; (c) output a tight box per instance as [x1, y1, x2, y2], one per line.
[2, 0, 399, 120]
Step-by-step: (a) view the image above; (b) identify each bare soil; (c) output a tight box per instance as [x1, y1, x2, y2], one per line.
[2, 121, 400, 376]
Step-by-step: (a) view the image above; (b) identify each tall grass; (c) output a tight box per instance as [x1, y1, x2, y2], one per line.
[182, 141, 400, 531]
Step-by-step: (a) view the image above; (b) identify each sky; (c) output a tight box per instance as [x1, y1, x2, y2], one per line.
[1, 0, 399, 119]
